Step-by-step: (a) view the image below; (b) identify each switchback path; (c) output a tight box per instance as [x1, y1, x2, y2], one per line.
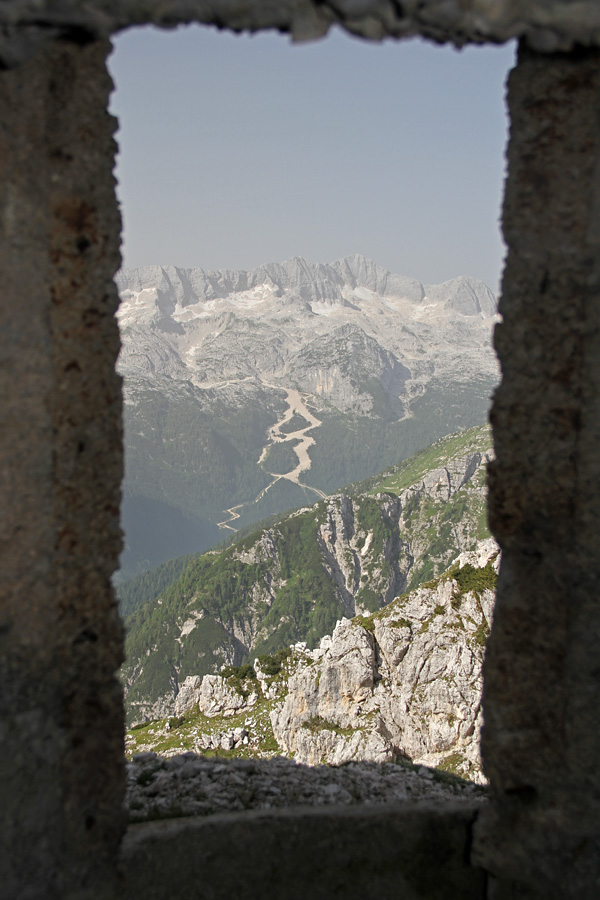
[216, 504, 243, 532]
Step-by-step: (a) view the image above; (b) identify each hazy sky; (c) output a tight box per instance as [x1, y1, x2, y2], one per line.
[108, 26, 515, 292]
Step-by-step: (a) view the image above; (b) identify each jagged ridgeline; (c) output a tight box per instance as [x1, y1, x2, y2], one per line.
[121, 424, 493, 725]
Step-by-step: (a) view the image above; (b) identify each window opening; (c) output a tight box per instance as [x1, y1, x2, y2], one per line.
[108, 25, 514, 795]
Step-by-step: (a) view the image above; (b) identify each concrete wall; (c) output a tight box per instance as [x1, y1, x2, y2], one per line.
[2, 1, 600, 67]
[474, 43, 600, 900]
[0, 38, 125, 900]
[122, 803, 486, 900]
[0, 3, 599, 900]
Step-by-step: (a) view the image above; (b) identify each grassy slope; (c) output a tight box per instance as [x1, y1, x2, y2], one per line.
[344, 423, 492, 495]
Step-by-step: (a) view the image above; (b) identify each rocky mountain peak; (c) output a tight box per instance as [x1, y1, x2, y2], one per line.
[116, 255, 496, 320]
[424, 275, 497, 317]
[121, 424, 494, 725]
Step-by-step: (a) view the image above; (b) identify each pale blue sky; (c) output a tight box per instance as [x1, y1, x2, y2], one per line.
[108, 26, 515, 291]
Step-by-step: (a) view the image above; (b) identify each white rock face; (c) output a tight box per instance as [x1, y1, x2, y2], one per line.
[116, 255, 498, 409]
[196, 674, 258, 718]
[174, 540, 499, 782]
[173, 676, 203, 717]
[269, 540, 500, 781]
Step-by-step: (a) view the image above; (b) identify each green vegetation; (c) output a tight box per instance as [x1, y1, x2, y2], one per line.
[121, 385, 287, 576]
[302, 715, 355, 738]
[355, 497, 395, 558]
[473, 621, 491, 647]
[261, 440, 301, 476]
[278, 414, 312, 435]
[227, 478, 317, 534]
[257, 733, 280, 753]
[126, 648, 300, 758]
[116, 552, 197, 618]
[437, 751, 467, 776]
[220, 663, 257, 698]
[304, 381, 494, 497]
[167, 716, 185, 730]
[257, 647, 292, 677]
[221, 662, 256, 681]
[124, 386, 284, 516]
[404, 493, 492, 593]
[252, 512, 345, 655]
[451, 561, 498, 596]
[121, 542, 276, 722]
[352, 423, 492, 498]
[355, 606, 411, 633]
[355, 587, 384, 614]
[125, 688, 284, 761]
[122, 420, 495, 723]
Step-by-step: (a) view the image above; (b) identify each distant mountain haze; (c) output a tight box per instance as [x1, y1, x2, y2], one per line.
[116, 255, 498, 579]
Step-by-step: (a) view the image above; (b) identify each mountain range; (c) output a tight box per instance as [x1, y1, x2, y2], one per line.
[116, 255, 498, 579]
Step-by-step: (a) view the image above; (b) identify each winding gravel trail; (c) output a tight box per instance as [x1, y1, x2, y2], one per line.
[216, 504, 243, 532]
[258, 384, 325, 489]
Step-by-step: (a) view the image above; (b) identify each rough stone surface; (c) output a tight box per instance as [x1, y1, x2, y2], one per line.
[122, 800, 486, 900]
[474, 43, 600, 899]
[0, 40, 125, 900]
[172, 675, 203, 718]
[126, 752, 486, 822]
[154, 541, 498, 778]
[197, 673, 259, 718]
[1, 1, 600, 68]
[271, 541, 498, 779]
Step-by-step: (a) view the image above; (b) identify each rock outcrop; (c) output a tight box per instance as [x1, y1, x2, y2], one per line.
[152, 539, 499, 783]
[126, 754, 487, 825]
[271, 540, 498, 782]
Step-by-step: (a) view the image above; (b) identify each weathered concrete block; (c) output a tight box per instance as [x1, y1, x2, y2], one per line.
[1, 1, 600, 68]
[121, 802, 486, 900]
[0, 38, 125, 900]
[475, 42, 600, 900]
[1, 5, 600, 899]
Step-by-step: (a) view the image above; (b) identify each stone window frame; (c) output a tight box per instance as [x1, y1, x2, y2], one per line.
[1, 4, 600, 899]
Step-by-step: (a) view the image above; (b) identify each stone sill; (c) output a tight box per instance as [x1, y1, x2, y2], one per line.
[121, 801, 486, 900]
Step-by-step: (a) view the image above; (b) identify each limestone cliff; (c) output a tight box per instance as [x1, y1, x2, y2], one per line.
[128, 540, 498, 784]
[270, 540, 498, 782]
